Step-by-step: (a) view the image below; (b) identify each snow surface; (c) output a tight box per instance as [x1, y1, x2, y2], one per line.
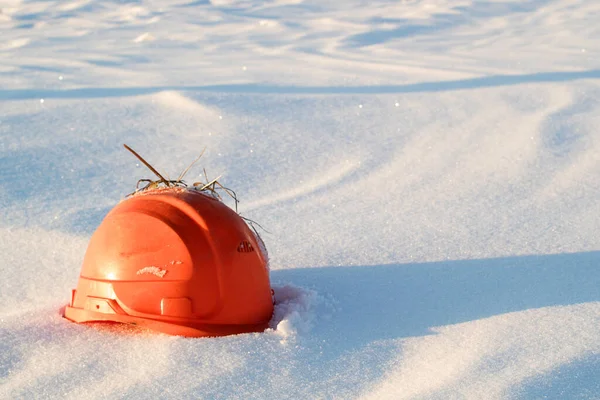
[1, 0, 600, 398]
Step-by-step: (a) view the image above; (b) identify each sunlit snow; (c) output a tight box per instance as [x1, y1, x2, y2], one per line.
[1, 0, 600, 399]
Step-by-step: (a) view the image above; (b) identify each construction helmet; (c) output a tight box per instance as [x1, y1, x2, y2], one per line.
[64, 188, 274, 337]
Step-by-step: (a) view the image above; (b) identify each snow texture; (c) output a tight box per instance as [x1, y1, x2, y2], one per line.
[136, 266, 167, 278]
[2, 0, 600, 399]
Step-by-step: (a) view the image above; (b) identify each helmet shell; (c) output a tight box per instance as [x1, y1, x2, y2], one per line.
[64, 188, 273, 337]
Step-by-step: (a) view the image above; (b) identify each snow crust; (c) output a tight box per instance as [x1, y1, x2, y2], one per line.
[2, 0, 600, 398]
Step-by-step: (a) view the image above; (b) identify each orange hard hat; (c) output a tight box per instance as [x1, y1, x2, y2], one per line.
[64, 188, 274, 337]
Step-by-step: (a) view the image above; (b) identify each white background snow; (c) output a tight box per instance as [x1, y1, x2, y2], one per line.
[1, 0, 600, 398]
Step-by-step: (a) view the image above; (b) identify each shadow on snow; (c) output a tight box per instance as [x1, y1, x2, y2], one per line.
[272, 251, 600, 347]
[1, 70, 599, 101]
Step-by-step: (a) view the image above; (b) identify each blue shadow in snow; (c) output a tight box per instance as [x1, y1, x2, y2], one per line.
[1, 70, 599, 101]
[271, 251, 600, 349]
[345, 0, 550, 47]
[0, 138, 120, 234]
[347, 23, 437, 47]
[264, 252, 600, 394]
[175, 0, 211, 6]
[345, 0, 547, 47]
[515, 354, 600, 399]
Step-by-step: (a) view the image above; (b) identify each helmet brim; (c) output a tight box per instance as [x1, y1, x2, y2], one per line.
[64, 305, 271, 337]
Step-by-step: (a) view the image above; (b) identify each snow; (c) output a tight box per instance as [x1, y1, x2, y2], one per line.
[136, 266, 168, 278]
[1, 0, 600, 398]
